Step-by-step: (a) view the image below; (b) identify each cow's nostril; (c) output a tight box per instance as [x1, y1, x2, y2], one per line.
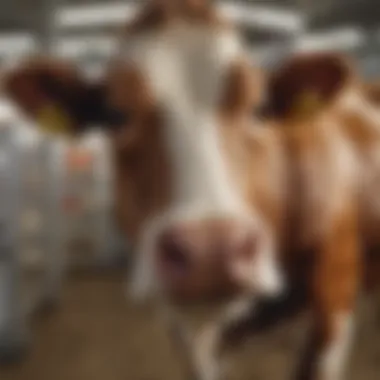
[155, 221, 264, 300]
[158, 232, 191, 277]
[163, 245, 189, 271]
[235, 231, 259, 261]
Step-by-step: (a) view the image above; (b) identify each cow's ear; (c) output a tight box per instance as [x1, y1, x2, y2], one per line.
[3, 57, 84, 116]
[3, 57, 108, 135]
[266, 53, 356, 120]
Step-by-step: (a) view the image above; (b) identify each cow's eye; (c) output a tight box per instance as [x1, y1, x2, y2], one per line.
[106, 108, 131, 131]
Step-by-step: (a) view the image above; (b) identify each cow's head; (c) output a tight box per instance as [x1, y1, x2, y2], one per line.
[3, 0, 282, 306]
[116, 0, 284, 305]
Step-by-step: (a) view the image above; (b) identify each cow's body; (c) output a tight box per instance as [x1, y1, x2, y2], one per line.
[332, 89, 380, 294]
[335, 93, 380, 245]
[3, 2, 380, 380]
[265, 56, 380, 291]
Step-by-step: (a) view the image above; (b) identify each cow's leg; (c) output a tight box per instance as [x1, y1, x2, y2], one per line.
[163, 312, 224, 380]
[189, 323, 224, 380]
[176, 323, 223, 380]
[295, 207, 360, 380]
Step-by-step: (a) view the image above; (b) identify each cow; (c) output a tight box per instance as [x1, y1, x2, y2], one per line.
[2, 1, 374, 380]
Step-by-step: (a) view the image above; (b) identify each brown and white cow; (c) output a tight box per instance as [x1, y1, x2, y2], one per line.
[2, 2, 374, 380]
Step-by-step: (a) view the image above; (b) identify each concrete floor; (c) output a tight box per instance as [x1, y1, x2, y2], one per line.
[0, 271, 379, 380]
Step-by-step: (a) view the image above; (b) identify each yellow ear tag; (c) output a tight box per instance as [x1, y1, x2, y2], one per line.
[293, 91, 322, 118]
[37, 104, 73, 137]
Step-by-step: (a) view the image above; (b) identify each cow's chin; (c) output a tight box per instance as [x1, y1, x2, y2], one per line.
[128, 261, 283, 322]
[127, 208, 285, 313]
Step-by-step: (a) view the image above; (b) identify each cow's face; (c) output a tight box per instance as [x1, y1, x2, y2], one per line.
[4, 0, 283, 306]
[107, 2, 283, 305]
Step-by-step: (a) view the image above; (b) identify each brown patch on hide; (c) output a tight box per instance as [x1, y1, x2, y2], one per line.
[106, 63, 171, 242]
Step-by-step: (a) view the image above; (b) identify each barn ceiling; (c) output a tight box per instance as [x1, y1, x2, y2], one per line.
[1, 0, 378, 29]
[0, 0, 379, 76]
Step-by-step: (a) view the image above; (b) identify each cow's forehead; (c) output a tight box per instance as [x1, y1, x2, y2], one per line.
[122, 23, 244, 116]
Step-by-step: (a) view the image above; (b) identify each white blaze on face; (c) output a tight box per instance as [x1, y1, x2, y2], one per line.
[125, 24, 246, 214]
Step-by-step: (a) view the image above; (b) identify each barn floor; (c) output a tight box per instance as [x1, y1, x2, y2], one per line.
[1, 270, 380, 380]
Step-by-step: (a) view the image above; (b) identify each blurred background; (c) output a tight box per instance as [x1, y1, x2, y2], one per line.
[0, 1, 380, 380]
[1, 0, 380, 75]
